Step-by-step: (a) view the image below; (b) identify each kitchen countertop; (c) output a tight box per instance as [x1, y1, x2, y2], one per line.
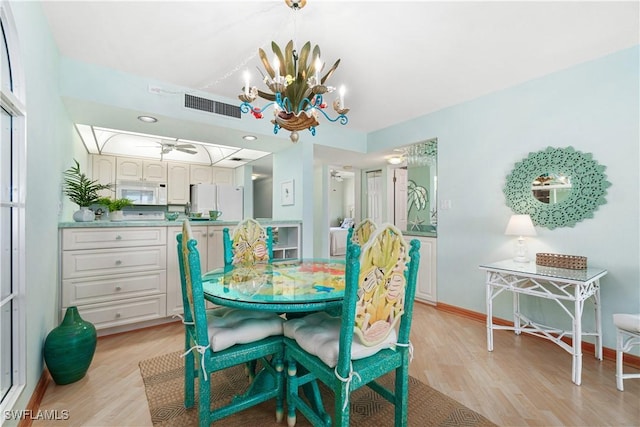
[58, 218, 302, 228]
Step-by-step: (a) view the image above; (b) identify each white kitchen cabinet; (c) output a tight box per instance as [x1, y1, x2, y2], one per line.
[166, 225, 224, 315]
[212, 167, 233, 184]
[144, 161, 167, 182]
[60, 227, 167, 331]
[60, 221, 301, 333]
[116, 157, 167, 182]
[91, 154, 117, 198]
[189, 165, 233, 185]
[190, 164, 213, 184]
[167, 162, 190, 204]
[405, 235, 436, 304]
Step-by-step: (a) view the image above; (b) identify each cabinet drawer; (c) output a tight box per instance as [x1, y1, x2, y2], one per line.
[62, 246, 166, 278]
[65, 295, 167, 330]
[62, 270, 167, 306]
[62, 227, 166, 250]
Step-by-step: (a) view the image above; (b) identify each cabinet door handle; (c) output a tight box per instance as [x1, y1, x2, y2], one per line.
[115, 260, 122, 266]
[209, 232, 214, 237]
[115, 235, 122, 240]
[115, 312, 121, 318]
[115, 286, 122, 291]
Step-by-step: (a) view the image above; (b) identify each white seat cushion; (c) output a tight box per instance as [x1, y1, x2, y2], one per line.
[613, 313, 640, 333]
[206, 307, 284, 352]
[284, 312, 397, 368]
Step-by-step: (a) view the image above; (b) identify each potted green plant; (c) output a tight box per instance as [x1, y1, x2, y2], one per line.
[96, 197, 134, 221]
[63, 160, 111, 222]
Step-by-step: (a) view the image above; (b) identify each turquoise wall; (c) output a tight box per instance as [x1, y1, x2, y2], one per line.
[8, 1, 80, 421]
[369, 46, 640, 350]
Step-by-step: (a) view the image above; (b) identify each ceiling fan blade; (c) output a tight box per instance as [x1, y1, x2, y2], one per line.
[177, 147, 197, 155]
[177, 143, 196, 149]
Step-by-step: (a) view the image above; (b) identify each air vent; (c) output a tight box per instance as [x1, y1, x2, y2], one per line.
[230, 157, 244, 162]
[184, 94, 241, 118]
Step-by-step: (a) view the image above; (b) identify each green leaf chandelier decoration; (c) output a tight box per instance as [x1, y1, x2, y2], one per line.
[239, 1, 348, 143]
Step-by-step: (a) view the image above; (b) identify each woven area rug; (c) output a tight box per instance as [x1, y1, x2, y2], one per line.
[139, 351, 497, 426]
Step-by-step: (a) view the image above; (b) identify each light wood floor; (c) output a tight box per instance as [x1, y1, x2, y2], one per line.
[33, 303, 640, 426]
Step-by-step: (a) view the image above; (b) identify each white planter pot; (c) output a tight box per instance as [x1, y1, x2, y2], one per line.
[72, 207, 95, 222]
[110, 211, 124, 221]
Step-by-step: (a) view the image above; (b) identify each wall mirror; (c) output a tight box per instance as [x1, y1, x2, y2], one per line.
[504, 146, 610, 229]
[392, 138, 437, 233]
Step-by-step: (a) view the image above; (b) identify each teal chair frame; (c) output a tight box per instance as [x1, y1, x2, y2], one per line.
[284, 226, 421, 426]
[177, 221, 284, 425]
[222, 218, 274, 266]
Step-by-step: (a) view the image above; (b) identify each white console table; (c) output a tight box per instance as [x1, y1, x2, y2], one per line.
[479, 259, 607, 385]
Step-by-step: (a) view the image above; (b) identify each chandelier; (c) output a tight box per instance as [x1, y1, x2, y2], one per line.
[238, 1, 349, 143]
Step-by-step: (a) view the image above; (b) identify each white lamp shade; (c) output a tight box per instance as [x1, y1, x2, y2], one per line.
[505, 214, 536, 237]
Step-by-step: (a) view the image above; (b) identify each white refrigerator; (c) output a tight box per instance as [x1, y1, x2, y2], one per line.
[190, 184, 244, 221]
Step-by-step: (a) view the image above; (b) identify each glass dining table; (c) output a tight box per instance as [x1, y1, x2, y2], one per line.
[201, 259, 347, 314]
[201, 258, 346, 419]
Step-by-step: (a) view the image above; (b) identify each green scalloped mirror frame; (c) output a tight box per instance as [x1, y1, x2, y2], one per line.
[504, 146, 610, 229]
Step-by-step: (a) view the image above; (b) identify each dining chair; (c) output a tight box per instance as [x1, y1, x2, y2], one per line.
[223, 218, 274, 266]
[613, 313, 640, 391]
[177, 219, 285, 426]
[283, 224, 421, 426]
[346, 218, 377, 252]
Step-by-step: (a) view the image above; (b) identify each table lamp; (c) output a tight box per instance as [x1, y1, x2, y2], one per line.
[505, 214, 536, 263]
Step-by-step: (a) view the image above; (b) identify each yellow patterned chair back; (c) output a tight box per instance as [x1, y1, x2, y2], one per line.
[347, 218, 377, 254]
[355, 223, 408, 345]
[223, 218, 273, 266]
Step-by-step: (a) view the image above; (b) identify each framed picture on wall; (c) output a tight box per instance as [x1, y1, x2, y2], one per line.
[281, 180, 294, 206]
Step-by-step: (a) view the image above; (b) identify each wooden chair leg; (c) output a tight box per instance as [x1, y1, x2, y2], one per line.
[617, 329, 625, 391]
[275, 357, 285, 422]
[184, 337, 195, 408]
[286, 360, 298, 427]
[198, 368, 211, 427]
[334, 383, 350, 427]
[245, 360, 257, 383]
[395, 361, 410, 427]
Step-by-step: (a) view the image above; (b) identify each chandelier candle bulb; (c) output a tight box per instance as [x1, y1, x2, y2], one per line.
[314, 57, 322, 84]
[244, 71, 250, 96]
[273, 57, 280, 80]
[339, 85, 345, 108]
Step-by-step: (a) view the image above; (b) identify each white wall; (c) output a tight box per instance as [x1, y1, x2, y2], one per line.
[369, 46, 640, 350]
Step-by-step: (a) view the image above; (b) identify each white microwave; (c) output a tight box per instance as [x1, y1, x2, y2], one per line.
[116, 181, 167, 205]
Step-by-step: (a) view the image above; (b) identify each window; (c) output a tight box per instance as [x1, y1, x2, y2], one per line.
[0, 2, 27, 416]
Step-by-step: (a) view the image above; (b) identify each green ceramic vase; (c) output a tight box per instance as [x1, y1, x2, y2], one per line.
[43, 306, 97, 385]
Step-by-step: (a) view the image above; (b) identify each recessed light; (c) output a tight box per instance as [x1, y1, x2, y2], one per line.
[243, 135, 257, 141]
[138, 115, 158, 123]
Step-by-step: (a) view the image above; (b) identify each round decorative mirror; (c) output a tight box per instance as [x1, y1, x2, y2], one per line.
[504, 146, 610, 229]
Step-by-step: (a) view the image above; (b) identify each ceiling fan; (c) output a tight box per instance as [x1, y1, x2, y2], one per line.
[330, 170, 344, 182]
[157, 141, 197, 155]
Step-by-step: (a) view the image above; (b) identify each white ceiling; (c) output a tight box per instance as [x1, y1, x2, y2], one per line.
[41, 1, 639, 170]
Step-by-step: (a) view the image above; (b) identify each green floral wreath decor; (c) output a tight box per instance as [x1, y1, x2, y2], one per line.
[503, 146, 610, 229]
